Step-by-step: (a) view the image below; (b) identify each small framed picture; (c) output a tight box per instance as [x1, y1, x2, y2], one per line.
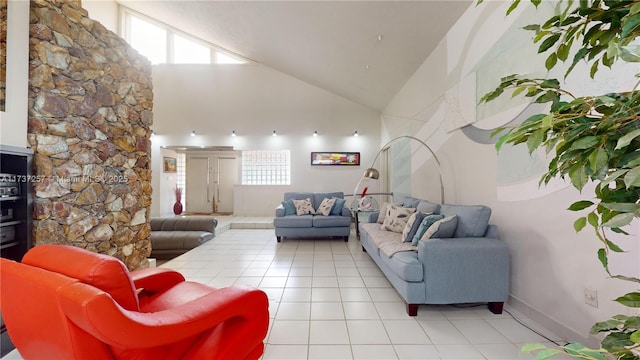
[163, 157, 177, 173]
[311, 152, 360, 166]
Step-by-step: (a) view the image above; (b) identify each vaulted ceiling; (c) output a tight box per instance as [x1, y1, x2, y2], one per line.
[119, 1, 473, 111]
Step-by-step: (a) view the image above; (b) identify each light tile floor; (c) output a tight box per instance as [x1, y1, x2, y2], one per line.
[3, 219, 568, 360]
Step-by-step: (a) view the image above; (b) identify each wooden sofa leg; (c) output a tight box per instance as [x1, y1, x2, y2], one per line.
[406, 303, 418, 316]
[488, 302, 504, 314]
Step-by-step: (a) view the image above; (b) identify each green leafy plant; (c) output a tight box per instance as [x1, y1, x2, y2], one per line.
[477, 0, 640, 358]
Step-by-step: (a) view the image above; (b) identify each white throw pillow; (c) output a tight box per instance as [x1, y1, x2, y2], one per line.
[401, 212, 419, 242]
[382, 205, 416, 233]
[316, 198, 336, 216]
[292, 198, 315, 215]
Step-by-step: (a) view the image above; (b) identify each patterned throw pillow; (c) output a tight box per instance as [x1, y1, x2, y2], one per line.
[381, 205, 416, 233]
[377, 202, 396, 224]
[411, 214, 445, 246]
[292, 198, 315, 215]
[317, 198, 336, 216]
[422, 215, 457, 239]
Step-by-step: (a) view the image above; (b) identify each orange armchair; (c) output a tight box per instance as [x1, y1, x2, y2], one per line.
[0, 245, 269, 360]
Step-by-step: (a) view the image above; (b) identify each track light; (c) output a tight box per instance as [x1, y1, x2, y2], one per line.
[231, 130, 236, 137]
[353, 130, 359, 137]
[313, 130, 318, 137]
[272, 130, 277, 136]
[190, 130, 196, 136]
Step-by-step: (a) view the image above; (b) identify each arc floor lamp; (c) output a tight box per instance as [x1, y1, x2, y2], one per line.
[354, 135, 445, 204]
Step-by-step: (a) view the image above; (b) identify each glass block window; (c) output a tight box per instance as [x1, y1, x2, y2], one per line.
[176, 153, 186, 204]
[241, 150, 290, 185]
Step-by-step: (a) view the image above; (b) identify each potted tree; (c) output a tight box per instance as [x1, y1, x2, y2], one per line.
[478, 0, 640, 358]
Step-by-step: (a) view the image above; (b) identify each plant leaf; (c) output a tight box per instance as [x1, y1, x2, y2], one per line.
[534, 348, 560, 360]
[570, 136, 600, 150]
[621, 13, 640, 39]
[574, 216, 587, 232]
[602, 213, 635, 228]
[615, 128, 640, 150]
[568, 201, 594, 211]
[506, 0, 521, 16]
[569, 165, 588, 191]
[588, 148, 608, 174]
[597, 248, 610, 274]
[615, 292, 640, 308]
[527, 129, 545, 154]
[591, 319, 623, 334]
[538, 33, 561, 53]
[600, 203, 640, 212]
[623, 165, 640, 188]
[563, 343, 606, 360]
[545, 52, 558, 70]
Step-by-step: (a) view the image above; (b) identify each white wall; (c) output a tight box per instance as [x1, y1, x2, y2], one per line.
[0, 0, 29, 147]
[385, 1, 639, 346]
[83, 0, 119, 32]
[82, 0, 383, 217]
[151, 64, 381, 216]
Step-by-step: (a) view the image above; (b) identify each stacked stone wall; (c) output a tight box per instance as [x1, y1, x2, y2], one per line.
[27, 0, 153, 270]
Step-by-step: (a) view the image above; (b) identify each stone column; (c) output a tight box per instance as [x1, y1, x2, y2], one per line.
[28, 0, 153, 270]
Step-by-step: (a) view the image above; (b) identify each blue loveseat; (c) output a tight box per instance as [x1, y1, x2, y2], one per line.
[359, 196, 510, 316]
[274, 192, 352, 242]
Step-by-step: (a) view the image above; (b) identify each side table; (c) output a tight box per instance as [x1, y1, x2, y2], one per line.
[352, 209, 377, 239]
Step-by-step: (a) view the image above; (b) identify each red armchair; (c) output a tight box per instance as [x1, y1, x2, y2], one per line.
[0, 245, 269, 360]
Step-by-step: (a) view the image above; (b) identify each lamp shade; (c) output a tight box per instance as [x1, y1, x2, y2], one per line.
[363, 167, 379, 180]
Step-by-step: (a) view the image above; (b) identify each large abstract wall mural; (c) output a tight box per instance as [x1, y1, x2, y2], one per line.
[444, 2, 638, 201]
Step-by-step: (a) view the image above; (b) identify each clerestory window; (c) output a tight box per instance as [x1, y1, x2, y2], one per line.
[121, 7, 249, 65]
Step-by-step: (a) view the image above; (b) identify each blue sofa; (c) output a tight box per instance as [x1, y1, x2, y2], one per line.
[359, 196, 509, 316]
[274, 192, 352, 242]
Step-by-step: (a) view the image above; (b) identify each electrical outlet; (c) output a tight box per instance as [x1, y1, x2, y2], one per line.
[584, 288, 598, 308]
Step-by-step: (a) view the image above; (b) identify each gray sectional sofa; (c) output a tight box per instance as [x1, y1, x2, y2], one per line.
[359, 196, 509, 316]
[150, 216, 217, 259]
[274, 192, 352, 242]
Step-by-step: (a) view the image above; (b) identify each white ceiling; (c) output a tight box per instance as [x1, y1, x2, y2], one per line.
[120, 1, 472, 111]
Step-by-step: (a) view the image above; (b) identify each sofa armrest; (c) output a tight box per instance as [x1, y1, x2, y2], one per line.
[368, 211, 380, 223]
[417, 237, 509, 301]
[275, 204, 285, 217]
[341, 207, 351, 217]
[130, 268, 185, 294]
[485, 224, 498, 239]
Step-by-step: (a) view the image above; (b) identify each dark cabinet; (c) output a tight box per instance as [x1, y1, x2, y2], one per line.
[0, 144, 33, 357]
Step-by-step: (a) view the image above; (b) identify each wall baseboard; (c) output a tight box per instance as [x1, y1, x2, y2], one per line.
[508, 295, 601, 349]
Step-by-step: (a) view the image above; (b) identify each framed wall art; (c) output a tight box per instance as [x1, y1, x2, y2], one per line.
[311, 152, 360, 166]
[163, 157, 177, 173]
